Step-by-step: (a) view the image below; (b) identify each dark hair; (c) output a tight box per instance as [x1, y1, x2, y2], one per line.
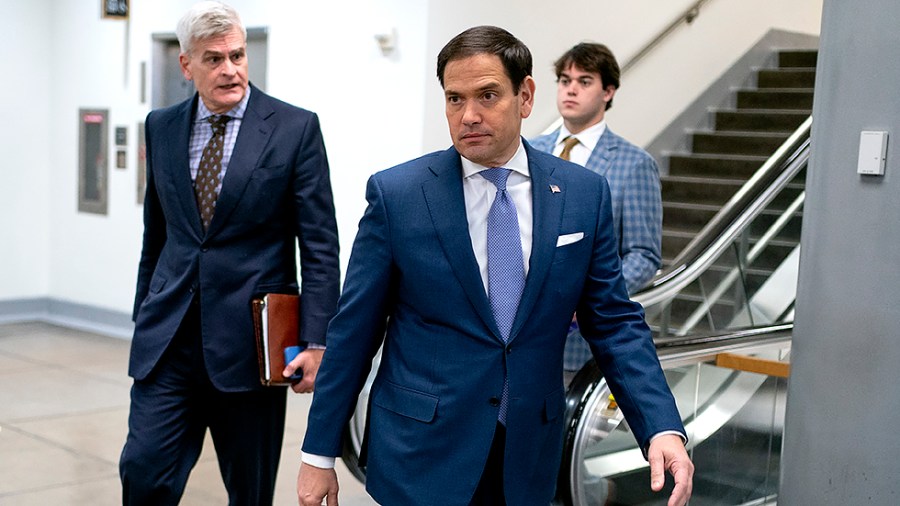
[436, 25, 532, 93]
[554, 42, 620, 110]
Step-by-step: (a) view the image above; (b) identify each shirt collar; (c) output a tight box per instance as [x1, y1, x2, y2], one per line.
[195, 86, 251, 122]
[460, 138, 530, 180]
[557, 119, 607, 152]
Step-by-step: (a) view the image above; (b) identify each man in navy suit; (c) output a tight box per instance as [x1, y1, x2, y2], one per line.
[297, 26, 691, 506]
[531, 42, 664, 376]
[119, 2, 340, 505]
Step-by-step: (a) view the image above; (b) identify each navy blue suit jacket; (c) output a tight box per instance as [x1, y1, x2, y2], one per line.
[130, 85, 340, 391]
[303, 141, 682, 505]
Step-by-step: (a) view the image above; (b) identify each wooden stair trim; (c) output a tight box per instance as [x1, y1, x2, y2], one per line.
[715, 352, 790, 378]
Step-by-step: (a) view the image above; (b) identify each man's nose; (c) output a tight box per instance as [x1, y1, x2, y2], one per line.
[221, 59, 236, 76]
[461, 102, 481, 125]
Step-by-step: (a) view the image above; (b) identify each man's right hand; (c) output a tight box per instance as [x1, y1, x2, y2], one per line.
[297, 462, 339, 506]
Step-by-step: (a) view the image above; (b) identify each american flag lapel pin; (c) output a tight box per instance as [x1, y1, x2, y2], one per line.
[549, 184, 561, 193]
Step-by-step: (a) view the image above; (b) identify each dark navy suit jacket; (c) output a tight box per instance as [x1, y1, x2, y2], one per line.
[303, 141, 682, 505]
[130, 85, 340, 391]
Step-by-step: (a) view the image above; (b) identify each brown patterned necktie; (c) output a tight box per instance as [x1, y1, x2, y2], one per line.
[195, 115, 231, 231]
[558, 135, 580, 161]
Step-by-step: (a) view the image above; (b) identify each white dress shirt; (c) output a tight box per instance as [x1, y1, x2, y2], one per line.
[551, 120, 607, 166]
[461, 140, 533, 290]
[189, 87, 251, 192]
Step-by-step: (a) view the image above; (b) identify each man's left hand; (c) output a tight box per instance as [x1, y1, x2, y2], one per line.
[648, 434, 693, 506]
[284, 348, 324, 393]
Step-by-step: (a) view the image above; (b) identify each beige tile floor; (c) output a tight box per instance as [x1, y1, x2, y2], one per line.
[0, 321, 377, 505]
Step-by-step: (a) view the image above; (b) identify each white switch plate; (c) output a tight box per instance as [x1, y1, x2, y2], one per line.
[857, 130, 888, 175]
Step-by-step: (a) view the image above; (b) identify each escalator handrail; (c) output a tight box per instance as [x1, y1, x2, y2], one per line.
[559, 323, 792, 504]
[634, 116, 812, 309]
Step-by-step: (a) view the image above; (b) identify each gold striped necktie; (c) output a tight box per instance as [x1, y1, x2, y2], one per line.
[558, 135, 580, 161]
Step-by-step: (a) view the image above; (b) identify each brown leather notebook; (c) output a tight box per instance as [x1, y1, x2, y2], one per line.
[251, 293, 302, 386]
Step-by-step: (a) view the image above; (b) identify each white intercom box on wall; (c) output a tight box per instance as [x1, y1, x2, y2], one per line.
[857, 130, 888, 176]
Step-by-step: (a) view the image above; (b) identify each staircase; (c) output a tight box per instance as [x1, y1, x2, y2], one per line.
[656, 49, 816, 334]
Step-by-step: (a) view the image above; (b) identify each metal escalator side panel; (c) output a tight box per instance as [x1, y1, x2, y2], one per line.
[561, 329, 791, 505]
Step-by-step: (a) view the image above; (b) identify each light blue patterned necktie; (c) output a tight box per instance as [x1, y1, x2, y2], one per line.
[480, 167, 525, 424]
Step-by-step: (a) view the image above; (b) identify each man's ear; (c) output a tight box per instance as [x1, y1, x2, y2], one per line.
[603, 84, 617, 105]
[519, 75, 536, 119]
[179, 53, 193, 81]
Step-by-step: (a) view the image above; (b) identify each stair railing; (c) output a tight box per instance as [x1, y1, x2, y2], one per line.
[620, 0, 715, 74]
[635, 116, 812, 311]
[677, 192, 805, 334]
[540, 0, 718, 136]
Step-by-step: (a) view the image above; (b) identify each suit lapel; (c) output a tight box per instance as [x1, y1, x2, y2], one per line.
[509, 143, 565, 341]
[160, 96, 204, 238]
[206, 86, 273, 237]
[586, 128, 619, 176]
[421, 148, 501, 339]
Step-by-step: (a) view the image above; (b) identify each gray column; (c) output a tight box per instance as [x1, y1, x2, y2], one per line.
[781, 0, 900, 503]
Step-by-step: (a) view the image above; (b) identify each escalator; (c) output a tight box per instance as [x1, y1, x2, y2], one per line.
[339, 116, 811, 505]
[562, 325, 790, 505]
[558, 117, 810, 505]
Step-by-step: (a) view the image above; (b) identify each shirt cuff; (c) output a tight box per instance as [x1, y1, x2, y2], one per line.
[649, 430, 687, 445]
[305, 342, 326, 350]
[301, 451, 336, 469]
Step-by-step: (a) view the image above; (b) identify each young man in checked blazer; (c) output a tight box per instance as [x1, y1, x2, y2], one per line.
[531, 42, 663, 374]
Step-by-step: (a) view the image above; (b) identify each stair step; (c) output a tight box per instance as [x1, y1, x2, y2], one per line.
[661, 228, 799, 268]
[691, 131, 791, 156]
[668, 153, 768, 178]
[661, 175, 746, 205]
[748, 211, 803, 240]
[736, 88, 814, 110]
[662, 231, 695, 256]
[663, 202, 721, 230]
[778, 49, 818, 68]
[655, 47, 814, 296]
[661, 199, 804, 261]
[757, 68, 816, 89]
[713, 109, 810, 133]
[664, 296, 742, 329]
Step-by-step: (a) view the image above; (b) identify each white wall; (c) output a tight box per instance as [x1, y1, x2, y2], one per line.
[46, 2, 149, 313]
[12, 0, 429, 316]
[422, 0, 698, 151]
[0, 0, 822, 325]
[422, 0, 824, 151]
[0, 0, 52, 300]
[612, 0, 824, 146]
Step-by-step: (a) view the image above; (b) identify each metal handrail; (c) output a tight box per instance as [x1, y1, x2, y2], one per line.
[634, 116, 812, 309]
[561, 323, 792, 504]
[677, 191, 804, 334]
[541, 0, 716, 136]
[620, 0, 714, 74]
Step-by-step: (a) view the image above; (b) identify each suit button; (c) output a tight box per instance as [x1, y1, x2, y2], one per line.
[506, 346, 512, 354]
[201, 247, 209, 252]
[489, 397, 501, 407]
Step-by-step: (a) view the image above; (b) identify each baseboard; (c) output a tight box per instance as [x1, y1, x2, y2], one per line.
[0, 297, 133, 339]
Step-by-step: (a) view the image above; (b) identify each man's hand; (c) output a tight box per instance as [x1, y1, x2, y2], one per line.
[297, 462, 339, 506]
[284, 348, 324, 393]
[648, 434, 693, 506]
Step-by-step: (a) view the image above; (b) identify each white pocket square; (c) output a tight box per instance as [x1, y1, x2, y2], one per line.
[556, 232, 584, 247]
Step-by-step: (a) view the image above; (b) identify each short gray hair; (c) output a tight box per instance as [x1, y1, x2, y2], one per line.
[176, 1, 246, 55]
